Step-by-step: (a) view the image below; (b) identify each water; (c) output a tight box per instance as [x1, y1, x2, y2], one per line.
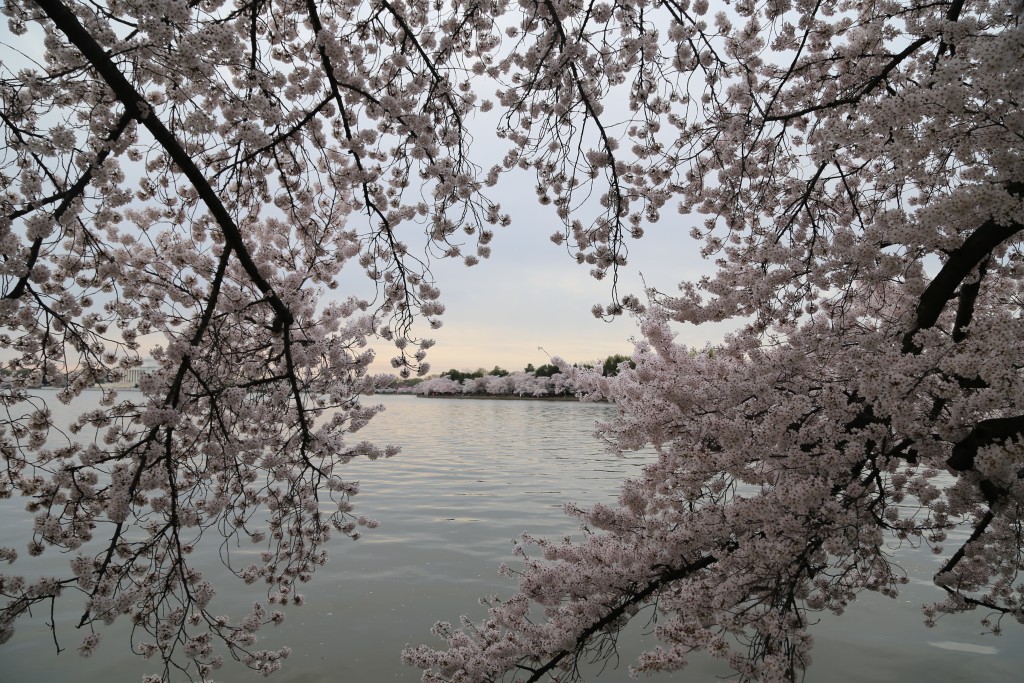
[2, 393, 1021, 682]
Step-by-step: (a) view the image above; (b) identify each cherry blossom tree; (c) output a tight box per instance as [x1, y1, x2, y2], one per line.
[402, 0, 1024, 682]
[2, 0, 1022, 681]
[1, 0, 506, 677]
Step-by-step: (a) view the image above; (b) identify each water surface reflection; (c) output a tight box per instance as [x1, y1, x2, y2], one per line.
[2, 394, 1020, 682]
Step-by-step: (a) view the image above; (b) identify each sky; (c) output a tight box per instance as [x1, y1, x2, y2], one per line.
[339, 164, 734, 375]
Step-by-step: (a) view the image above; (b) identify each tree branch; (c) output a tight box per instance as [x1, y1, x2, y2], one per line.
[5, 111, 133, 300]
[522, 554, 718, 683]
[902, 183, 1024, 353]
[947, 414, 1024, 475]
[764, 37, 930, 122]
[32, 0, 291, 328]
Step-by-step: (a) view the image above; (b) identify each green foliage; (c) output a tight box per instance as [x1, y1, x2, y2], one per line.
[534, 363, 561, 377]
[601, 354, 635, 377]
[442, 368, 485, 383]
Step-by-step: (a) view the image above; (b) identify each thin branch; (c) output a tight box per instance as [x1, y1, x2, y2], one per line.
[523, 554, 718, 683]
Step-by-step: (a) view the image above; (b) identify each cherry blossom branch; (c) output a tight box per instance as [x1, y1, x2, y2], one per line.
[903, 182, 1024, 353]
[936, 510, 995, 579]
[4, 111, 133, 300]
[518, 555, 718, 683]
[951, 258, 987, 344]
[32, 0, 292, 330]
[538, 0, 628, 298]
[947, 415, 1024, 477]
[763, 36, 932, 123]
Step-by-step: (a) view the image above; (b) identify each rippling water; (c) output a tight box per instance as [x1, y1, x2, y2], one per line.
[2, 393, 1021, 682]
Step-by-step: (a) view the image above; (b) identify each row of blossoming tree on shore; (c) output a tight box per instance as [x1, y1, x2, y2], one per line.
[386, 355, 636, 397]
[413, 368, 579, 398]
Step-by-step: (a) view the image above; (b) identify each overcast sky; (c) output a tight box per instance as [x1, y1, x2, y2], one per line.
[340, 165, 734, 375]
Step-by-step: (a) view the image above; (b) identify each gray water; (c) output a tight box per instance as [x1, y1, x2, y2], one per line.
[2, 393, 1021, 682]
